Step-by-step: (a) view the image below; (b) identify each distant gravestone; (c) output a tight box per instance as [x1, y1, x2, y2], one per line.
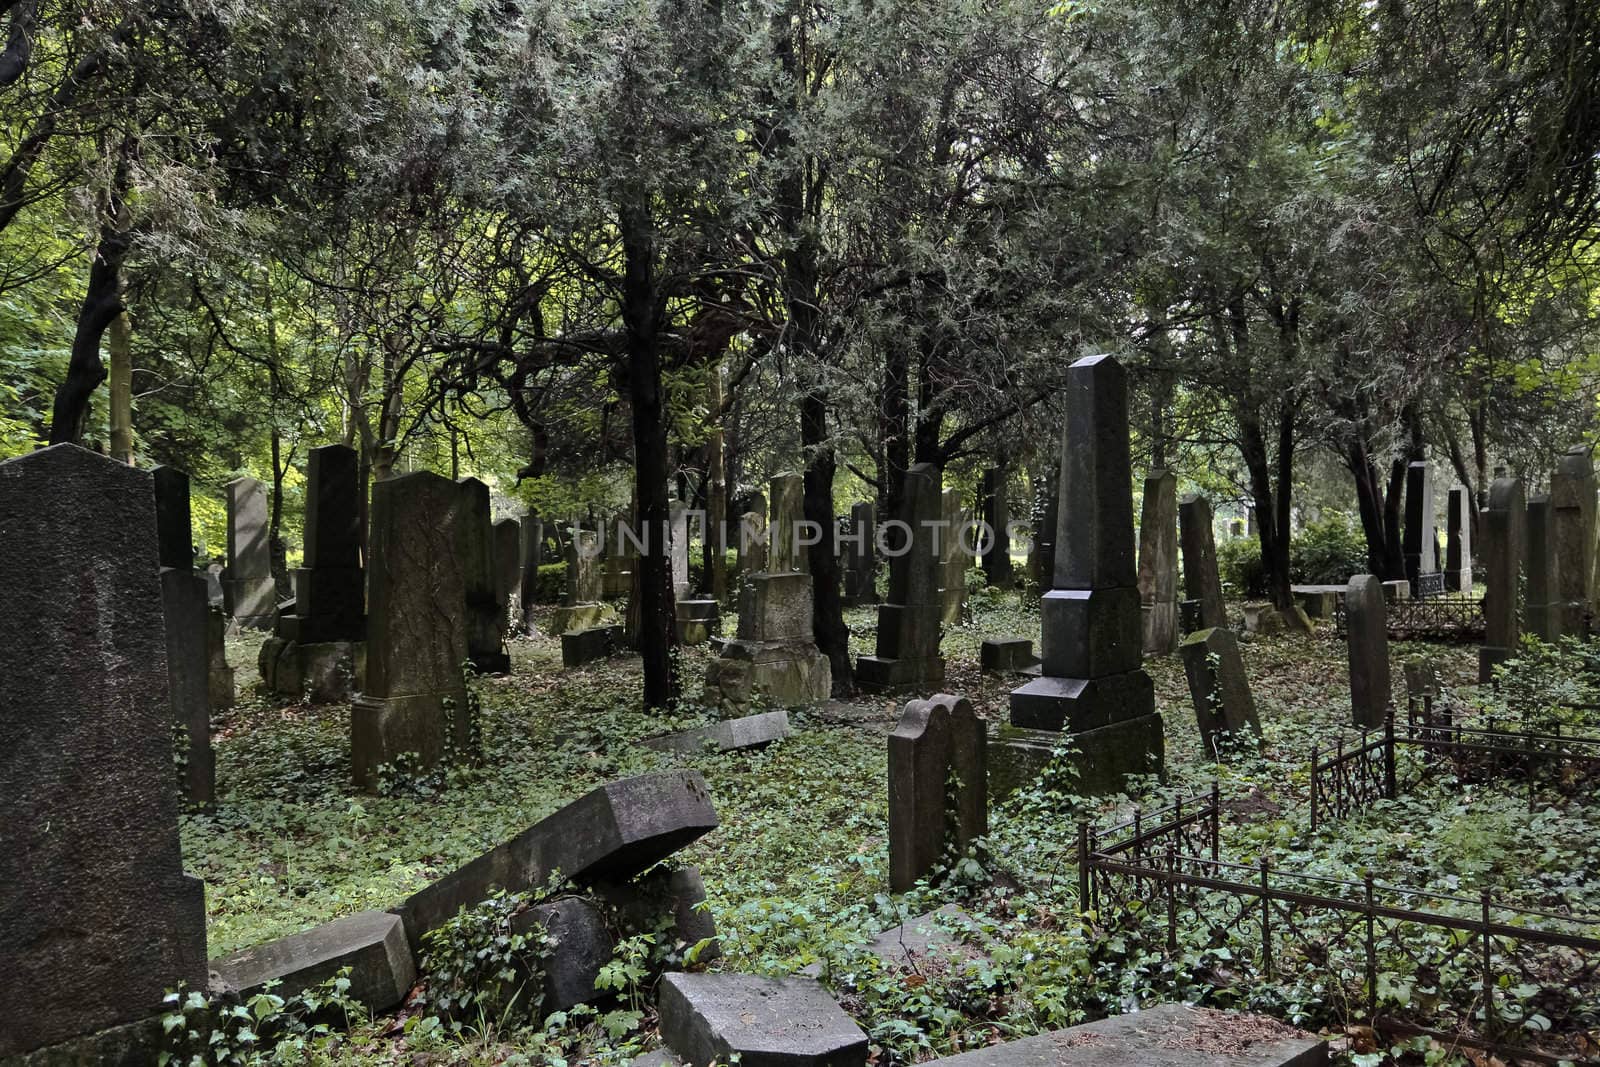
[980, 466, 1012, 587]
[1403, 461, 1438, 597]
[1346, 574, 1391, 728]
[208, 604, 235, 710]
[768, 473, 808, 574]
[669, 501, 692, 600]
[1551, 446, 1596, 636]
[1179, 494, 1227, 630]
[858, 463, 946, 692]
[842, 500, 878, 605]
[1479, 476, 1525, 682]
[889, 694, 987, 892]
[1138, 469, 1179, 654]
[352, 471, 474, 789]
[1179, 627, 1260, 755]
[0, 445, 208, 1058]
[458, 478, 509, 674]
[223, 475, 276, 628]
[517, 511, 544, 631]
[153, 465, 215, 804]
[1525, 494, 1561, 643]
[1005, 356, 1162, 795]
[494, 517, 522, 616]
[548, 529, 610, 636]
[1445, 486, 1474, 593]
[939, 488, 969, 627]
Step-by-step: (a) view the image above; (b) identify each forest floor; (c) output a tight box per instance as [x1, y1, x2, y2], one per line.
[187, 590, 1600, 1066]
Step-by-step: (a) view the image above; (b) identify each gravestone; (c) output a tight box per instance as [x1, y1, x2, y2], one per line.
[223, 474, 277, 628]
[842, 500, 877, 605]
[659, 974, 868, 1067]
[1551, 446, 1596, 636]
[518, 511, 544, 631]
[671, 502, 721, 644]
[980, 638, 1038, 673]
[705, 476, 831, 712]
[260, 445, 366, 701]
[645, 710, 791, 755]
[494, 517, 522, 617]
[1179, 627, 1261, 755]
[670, 501, 692, 600]
[980, 466, 1012, 587]
[352, 470, 474, 789]
[1179, 494, 1227, 629]
[1346, 574, 1391, 728]
[1446, 485, 1473, 594]
[459, 477, 509, 673]
[1525, 494, 1561, 643]
[1031, 484, 1059, 592]
[153, 465, 215, 804]
[939, 488, 969, 627]
[1403, 461, 1440, 597]
[208, 604, 235, 710]
[1138, 469, 1179, 654]
[857, 463, 946, 692]
[889, 694, 987, 892]
[1479, 476, 1525, 682]
[548, 529, 611, 636]
[1006, 355, 1163, 795]
[0, 444, 208, 1058]
[768, 473, 808, 574]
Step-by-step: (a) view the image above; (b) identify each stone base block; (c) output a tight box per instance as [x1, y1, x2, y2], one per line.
[209, 666, 236, 710]
[1008, 670, 1154, 733]
[1381, 579, 1410, 603]
[224, 575, 277, 628]
[469, 648, 511, 675]
[291, 567, 364, 631]
[658, 973, 868, 1067]
[211, 910, 415, 1012]
[704, 640, 831, 713]
[645, 710, 790, 755]
[979, 638, 1037, 674]
[991, 713, 1164, 798]
[549, 602, 611, 637]
[259, 638, 365, 702]
[873, 601, 942, 661]
[562, 625, 625, 668]
[856, 653, 945, 694]
[1041, 587, 1142, 677]
[351, 688, 473, 791]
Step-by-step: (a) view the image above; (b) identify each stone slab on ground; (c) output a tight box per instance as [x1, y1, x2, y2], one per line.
[868, 905, 989, 971]
[210, 910, 415, 1012]
[644, 710, 790, 754]
[658, 973, 869, 1067]
[922, 1003, 1327, 1066]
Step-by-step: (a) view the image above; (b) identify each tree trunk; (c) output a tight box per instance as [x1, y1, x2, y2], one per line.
[49, 218, 129, 445]
[107, 311, 132, 463]
[802, 391, 852, 689]
[705, 362, 728, 602]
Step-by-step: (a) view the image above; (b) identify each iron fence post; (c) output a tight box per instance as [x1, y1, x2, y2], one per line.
[1260, 854, 1273, 980]
[1481, 888, 1496, 1037]
[1364, 874, 1377, 1021]
[1166, 838, 1178, 953]
[1384, 707, 1397, 800]
[1310, 744, 1319, 831]
[1076, 820, 1090, 916]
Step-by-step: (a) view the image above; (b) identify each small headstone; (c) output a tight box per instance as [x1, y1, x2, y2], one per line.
[459, 477, 509, 674]
[1240, 601, 1284, 634]
[1179, 494, 1227, 629]
[1138, 469, 1179, 654]
[153, 465, 214, 804]
[842, 500, 878, 605]
[223, 475, 276, 627]
[658, 974, 869, 1067]
[980, 637, 1037, 673]
[1346, 574, 1391, 728]
[980, 466, 1012, 587]
[889, 694, 987, 892]
[1381, 579, 1410, 603]
[548, 529, 611, 636]
[1179, 627, 1261, 755]
[211, 910, 415, 1013]
[1403, 460, 1437, 596]
[494, 517, 522, 616]
[0, 445, 208, 1058]
[1479, 476, 1525, 682]
[1525, 493, 1561, 642]
[857, 464, 946, 692]
[208, 605, 235, 709]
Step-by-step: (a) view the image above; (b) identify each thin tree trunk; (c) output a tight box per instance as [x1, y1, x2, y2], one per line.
[107, 311, 132, 463]
[705, 362, 728, 602]
[49, 216, 128, 444]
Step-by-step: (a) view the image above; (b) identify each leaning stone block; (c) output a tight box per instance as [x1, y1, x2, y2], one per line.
[645, 710, 790, 755]
[1178, 627, 1261, 754]
[658, 973, 868, 1067]
[210, 910, 415, 1012]
[980, 637, 1038, 674]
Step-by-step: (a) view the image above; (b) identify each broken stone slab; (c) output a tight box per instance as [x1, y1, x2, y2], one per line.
[922, 1002, 1327, 1066]
[210, 910, 415, 1012]
[868, 905, 988, 971]
[980, 637, 1038, 673]
[393, 771, 718, 948]
[644, 711, 790, 755]
[658, 973, 868, 1067]
[1240, 602, 1284, 634]
[562, 625, 625, 668]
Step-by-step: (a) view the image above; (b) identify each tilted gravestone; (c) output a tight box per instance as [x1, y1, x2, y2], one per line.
[153, 465, 215, 804]
[223, 474, 277, 627]
[939, 488, 970, 628]
[352, 470, 474, 789]
[1138, 469, 1179, 654]
[458, 477, 509, 674]
[1346, 574, 1391, 728]
[1179, 493, 1227, 630]
[1179, 627, 1260, 755]
[1006, 355, 1163, 795]
[1403, 461, 1440, 597]
[1551, 446, 1596, 636]
[1479, 476, 1525, 682]
[980, 466, 1012, 587]
[1445, 486, 1474, 593]
[1525, 494, 1561, 643]
[842, 500, 878, 605]
[0, 444, 208, 1058]
[858, 463, 946, 693]
[260, 444, 366, 701]
[889, 694, 987, 892]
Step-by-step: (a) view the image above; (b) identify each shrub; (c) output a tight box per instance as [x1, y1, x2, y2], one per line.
[1216, 536, 1266, 598]
[1290, 512, 1368, 585]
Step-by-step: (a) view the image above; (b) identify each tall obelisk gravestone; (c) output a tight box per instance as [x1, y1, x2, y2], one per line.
[0, 445, 207, 1058]
[153, 465, 215, 804]
[1007, 355, 1163, 794]
[1479, 475, 1525, 682]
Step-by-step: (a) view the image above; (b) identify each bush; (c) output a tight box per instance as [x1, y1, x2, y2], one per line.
[1290, 512, 1368, 585]
[1216, 536, 1266, 598]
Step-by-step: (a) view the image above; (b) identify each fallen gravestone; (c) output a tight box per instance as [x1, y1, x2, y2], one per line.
[658, 973, 869, 1067]
[211, 910, 415, 1012]
[889, 694, 987, 892]
[644, 710, 790, 755]
[1179, 627, 1261, 755]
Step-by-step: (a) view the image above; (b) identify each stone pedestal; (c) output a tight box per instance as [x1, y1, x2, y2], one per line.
[704, 571, 830, 712]
[859, 464, 946, 693]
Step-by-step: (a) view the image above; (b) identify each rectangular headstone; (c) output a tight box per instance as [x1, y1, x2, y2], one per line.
[494, 517, 522, 610]
[1479, 477, 1525, 682]
[1346, 574, 1390, 728]
[858, 463, 945, 692]
[1446, 485, 1473, 594]
[152, 465, 195, 570]
[1403, 461, 1435, 595]
[1179, 495, 1227, 629]
[458, 477, 509, 673]
[1525, 494, 1560, 642]
[1551, 447, 1595, 635]
[843, 500, 877, 604]
[1179, 627, 1261, 754]
[980, 467, 1012, 586]
[1138, 470, 1179, 654]
[0, 445, 208, 1057]
[302, 444, 361, 569]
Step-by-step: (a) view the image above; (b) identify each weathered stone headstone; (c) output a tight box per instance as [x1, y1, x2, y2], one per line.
[1525, 493, 1561, 643]
[1445, 486, 1473, 593]
[1479, 476, 1525, 682]
[1006, 356, 1163, 795]
[858, 463, 946, 692]
[0, 444, 208, 1058]
[494, 517, 522, 617]
[153, 465, 215, 804]
[223, 474, 276, 628]
[518, 511, 544, 631]
[1179, 494, 1227, 630]
[889, 694, 987, 892]
[939, 488, 970, 627]
[669, 500, 692, 600]
[768, 472, 808, 574]
[705, 476, 831, 711]
[670, 501, 721, 644]
[842, 500, 878, 605]
[458, 477, 510, 674]
[980, 466, 1012, 587]
[1138, 469, 1179, 654]
[659, 974, 869, 1067]
[1346, 574, 1391, 728]
[260, 445, 366, 701]
[1403, 461, 1439, 597]
[208, 605, 236, 710]
[1551, 446, 1596, 636]
[1179, 627, 1260, 755]
[352, 471, 474, 789]
[548, 528, 611, 636]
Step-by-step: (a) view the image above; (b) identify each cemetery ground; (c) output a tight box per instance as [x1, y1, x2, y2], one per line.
[193, 591, 1600, 1067]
